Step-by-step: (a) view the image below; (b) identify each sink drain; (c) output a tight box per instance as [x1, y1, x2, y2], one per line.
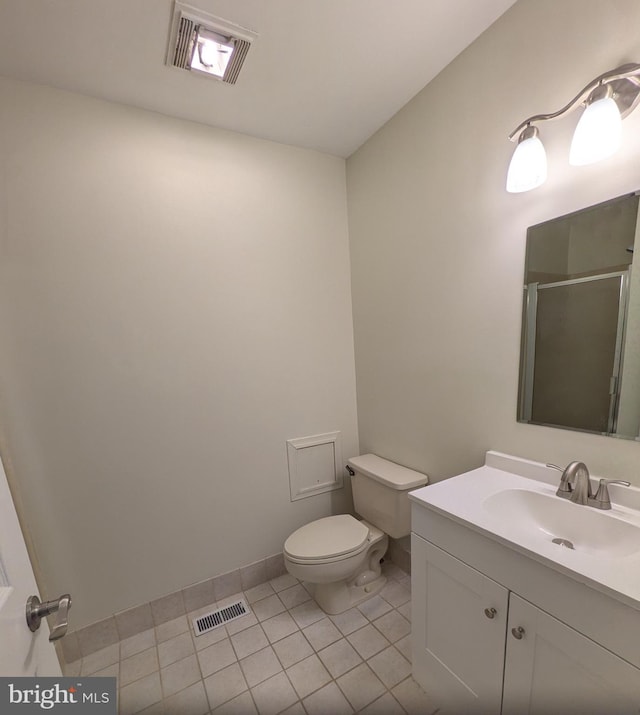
[552, 537, 574, 550]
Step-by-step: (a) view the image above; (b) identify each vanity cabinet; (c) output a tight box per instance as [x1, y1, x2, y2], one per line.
[412, 535, 640, 715]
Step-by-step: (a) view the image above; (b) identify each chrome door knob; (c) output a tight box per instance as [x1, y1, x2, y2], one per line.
[26, 594, 72, 641]
[484, 607, 497, 619]
[511, 626, 525, 640]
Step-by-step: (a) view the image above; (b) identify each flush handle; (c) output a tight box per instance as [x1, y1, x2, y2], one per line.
[511, 626, 525, 640]
[26, 593, 72, 641]
[484, 607, 497, 619]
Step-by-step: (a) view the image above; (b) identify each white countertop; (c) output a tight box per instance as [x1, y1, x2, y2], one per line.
[409, 451, 640, 610]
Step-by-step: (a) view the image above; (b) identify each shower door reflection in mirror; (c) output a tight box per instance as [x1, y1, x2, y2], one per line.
[518, 192, 640, 438]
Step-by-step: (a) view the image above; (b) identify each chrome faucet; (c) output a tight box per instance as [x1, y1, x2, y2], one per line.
[547, 462, 630, 510]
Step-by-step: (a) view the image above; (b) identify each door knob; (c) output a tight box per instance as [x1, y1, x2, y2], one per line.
[511, 626, 525, 640]
[484, 607, 497, 619]
[26, 594, 72, 641]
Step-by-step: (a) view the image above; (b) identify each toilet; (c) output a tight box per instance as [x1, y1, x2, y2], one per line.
[283, 453, 428, 615]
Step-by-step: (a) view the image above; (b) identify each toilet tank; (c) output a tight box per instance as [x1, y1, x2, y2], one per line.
[347, 454, 428, 538]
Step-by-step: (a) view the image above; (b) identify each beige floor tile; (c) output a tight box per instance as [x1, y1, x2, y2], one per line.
[285, 654, 331, 700]
[289, 600, 324, 629]
[346, 624, 389, 660]
[225, 611, 259, 636]
[372, 610, 410, 643]
[357, 596, 392, 622]
[231, 624, 269, 659]
[120, 647, 159, 687]
[136, 700, 165, 715]
[391, 676, 439, 715]
[252, 594, 286, 622]
[262, 612, 299, 644]
[93, 663, 119, 678]
[269, 574, 298, 593]
[160, 654, 201, 697]
[240, 646, 283, 687]
[80, 643, 120, 675]
[197, 637, 237, 678]
[62, 660, 82, 677]
[156, 615, 189, 644]
[272, 631, 313, 670]
[329, 608, 368, 636]
[120, 671, 163, 715]
[158, 631, 195, 668]
[162, 680, 209, 715]
[245, 582, 275, 604]
[302, 618, 342, 652]
[336, 663, 385, 711]
[367, 646, 411, 688]
[279, 704, 305, 715]
[317, 638, 361, 679]
[192, 623, 228, 651]
[278, 585, 311, 610]
[359, 691, 405, 715]
[250, 671, 298, 715]
[379, 581, 411, 608]
[395, 634, 411, 662]
[397, 601, 411, 622]
[302, 681, 353, 715]
[211, 690, 257, 714]
[205, 662, 248, 711]
[121, 629, 156, 660]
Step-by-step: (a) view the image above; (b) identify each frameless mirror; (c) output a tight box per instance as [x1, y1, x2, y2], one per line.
[518, 192, 640, 439]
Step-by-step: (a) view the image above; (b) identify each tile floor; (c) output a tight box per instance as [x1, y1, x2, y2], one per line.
[64, 562, 438, 715]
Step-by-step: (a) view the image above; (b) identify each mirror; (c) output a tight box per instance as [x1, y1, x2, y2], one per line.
[518, 192, 640, 439]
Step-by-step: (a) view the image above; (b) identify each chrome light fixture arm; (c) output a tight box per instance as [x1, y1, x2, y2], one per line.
[508, 62, 640, 141]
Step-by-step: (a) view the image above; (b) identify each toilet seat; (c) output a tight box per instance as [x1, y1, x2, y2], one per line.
[284, 515, 370, 564]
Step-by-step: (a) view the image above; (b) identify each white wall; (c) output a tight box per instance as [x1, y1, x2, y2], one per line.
[346, 0, 640, 483]
[0, 77, 358, 628]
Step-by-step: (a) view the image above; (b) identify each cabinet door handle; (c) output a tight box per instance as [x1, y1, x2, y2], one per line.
[511, 626, 525, 640]
[484, 607, 497, 619]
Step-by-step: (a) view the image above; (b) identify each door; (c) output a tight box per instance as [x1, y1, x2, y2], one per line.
[412, 536, 508, 714]
[503, 594, 640, 715]
[0, 454, 61, 676]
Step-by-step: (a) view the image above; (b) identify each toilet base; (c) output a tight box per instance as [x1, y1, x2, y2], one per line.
[311, 573, 387, 615]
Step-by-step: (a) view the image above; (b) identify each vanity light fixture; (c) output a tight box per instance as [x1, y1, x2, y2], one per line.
[506, 63, 640, 193]
[167, 2, 258, 85]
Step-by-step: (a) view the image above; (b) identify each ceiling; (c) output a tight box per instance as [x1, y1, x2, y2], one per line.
[0, 0, 517, 157]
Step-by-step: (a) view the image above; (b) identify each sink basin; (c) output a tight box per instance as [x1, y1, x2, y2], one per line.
[483, 488, 640, 558]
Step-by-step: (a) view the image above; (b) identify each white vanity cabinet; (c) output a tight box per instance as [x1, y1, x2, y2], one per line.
[412, 535, 640, 714]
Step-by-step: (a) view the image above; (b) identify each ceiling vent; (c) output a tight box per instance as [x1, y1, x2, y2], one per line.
[167, 2, 257, 85]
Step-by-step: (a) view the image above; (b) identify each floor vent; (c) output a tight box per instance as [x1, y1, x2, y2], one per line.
[192, 599, 250, 636]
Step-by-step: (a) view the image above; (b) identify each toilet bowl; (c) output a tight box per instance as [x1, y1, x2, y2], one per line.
[283, 454, 428, 615]
[284, 514, 388, 614]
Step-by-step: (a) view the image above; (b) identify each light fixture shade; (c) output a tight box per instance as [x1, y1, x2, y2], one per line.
[506, 128, 547, 193]
[569, 95, 622, 166]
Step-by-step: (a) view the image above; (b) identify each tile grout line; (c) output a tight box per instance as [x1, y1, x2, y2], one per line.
[86, 564, 414, 715]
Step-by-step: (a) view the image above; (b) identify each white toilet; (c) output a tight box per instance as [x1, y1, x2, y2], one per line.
[283, 453, 428, 614]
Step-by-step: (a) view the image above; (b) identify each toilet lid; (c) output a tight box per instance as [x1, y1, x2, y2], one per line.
[284, 515, 369, 561]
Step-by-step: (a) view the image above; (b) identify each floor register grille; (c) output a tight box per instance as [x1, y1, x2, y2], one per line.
[192, 598, 249, 635]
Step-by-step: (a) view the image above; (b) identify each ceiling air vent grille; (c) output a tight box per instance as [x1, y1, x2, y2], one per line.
[172, 16, 196, 70]
[192, 599, 250, 636]
[167, 2, 257, 85]
[223, 39, 250, 85]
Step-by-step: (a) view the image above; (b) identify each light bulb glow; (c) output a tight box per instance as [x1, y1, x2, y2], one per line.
[506, 131, 547, 193]
[190, 29, 235, 78]
[569, 96, 621, 166]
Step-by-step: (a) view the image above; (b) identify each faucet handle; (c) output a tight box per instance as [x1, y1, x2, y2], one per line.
[547, 463, 572, 497]
[591, 479, 631, 510]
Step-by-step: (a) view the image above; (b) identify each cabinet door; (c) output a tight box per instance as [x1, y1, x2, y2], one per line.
[412, 535, 509, 714]
[503, 594, 640, 715]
